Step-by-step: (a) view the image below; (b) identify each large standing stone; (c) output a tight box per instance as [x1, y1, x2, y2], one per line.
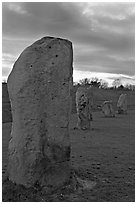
[7, 37, 73, 188]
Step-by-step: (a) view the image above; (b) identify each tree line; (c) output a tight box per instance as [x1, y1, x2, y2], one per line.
[73, 77, 135, 91]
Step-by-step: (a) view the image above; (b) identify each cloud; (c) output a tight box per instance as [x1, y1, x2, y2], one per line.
[8, 3, 28, 15]
[2, 2, 135, 83]
[2, 2, 88, 39]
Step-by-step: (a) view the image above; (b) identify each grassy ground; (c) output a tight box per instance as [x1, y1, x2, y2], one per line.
[2, 111, 135, 201]
[2, 84, 135, 201]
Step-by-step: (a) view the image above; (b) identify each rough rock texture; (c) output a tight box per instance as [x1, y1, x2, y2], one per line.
[117, 94, 127, 114]
[102, 101, 115, 117]
[87, 87, 94, 121]
[7, 37, 73, 188]
[76, 87, 92, 130]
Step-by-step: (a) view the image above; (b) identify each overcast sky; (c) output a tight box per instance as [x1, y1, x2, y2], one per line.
[2, 2, 135, 85]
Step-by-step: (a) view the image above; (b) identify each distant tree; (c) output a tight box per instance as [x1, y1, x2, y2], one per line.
[100, 79, 108, 89]
[79, 78, 90, 86]
[118, 84, 124, 90]
[90, 77, 101, 88]
[125, 84, 135, 91]
[78, 77, 110, 89]
[112, 78, 121, 88]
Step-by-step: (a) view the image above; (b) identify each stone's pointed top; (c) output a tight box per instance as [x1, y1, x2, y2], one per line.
[7, 36, 73, 85]
[32, 36, 72, 47]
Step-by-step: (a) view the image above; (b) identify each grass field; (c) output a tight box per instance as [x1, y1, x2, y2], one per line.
[2, 84, 135, 201]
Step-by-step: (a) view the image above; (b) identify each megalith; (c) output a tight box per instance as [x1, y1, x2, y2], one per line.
[87, 86, 94, 121]
[76, 87, 92, 130]
[102, 101, 115, 117]
[117, 94, 127, 114]
[7, 37, 73, 188]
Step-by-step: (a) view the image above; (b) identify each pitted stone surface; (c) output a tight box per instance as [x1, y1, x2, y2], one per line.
[7, 37, 73, 187]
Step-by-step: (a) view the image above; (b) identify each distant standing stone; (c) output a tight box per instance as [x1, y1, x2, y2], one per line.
[7, 37, 73, 188]
[87, 86, 94, 121]
[102, 101, 115, 117]
[76, 87, 92, 130]
[117, 93, 127, 114]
